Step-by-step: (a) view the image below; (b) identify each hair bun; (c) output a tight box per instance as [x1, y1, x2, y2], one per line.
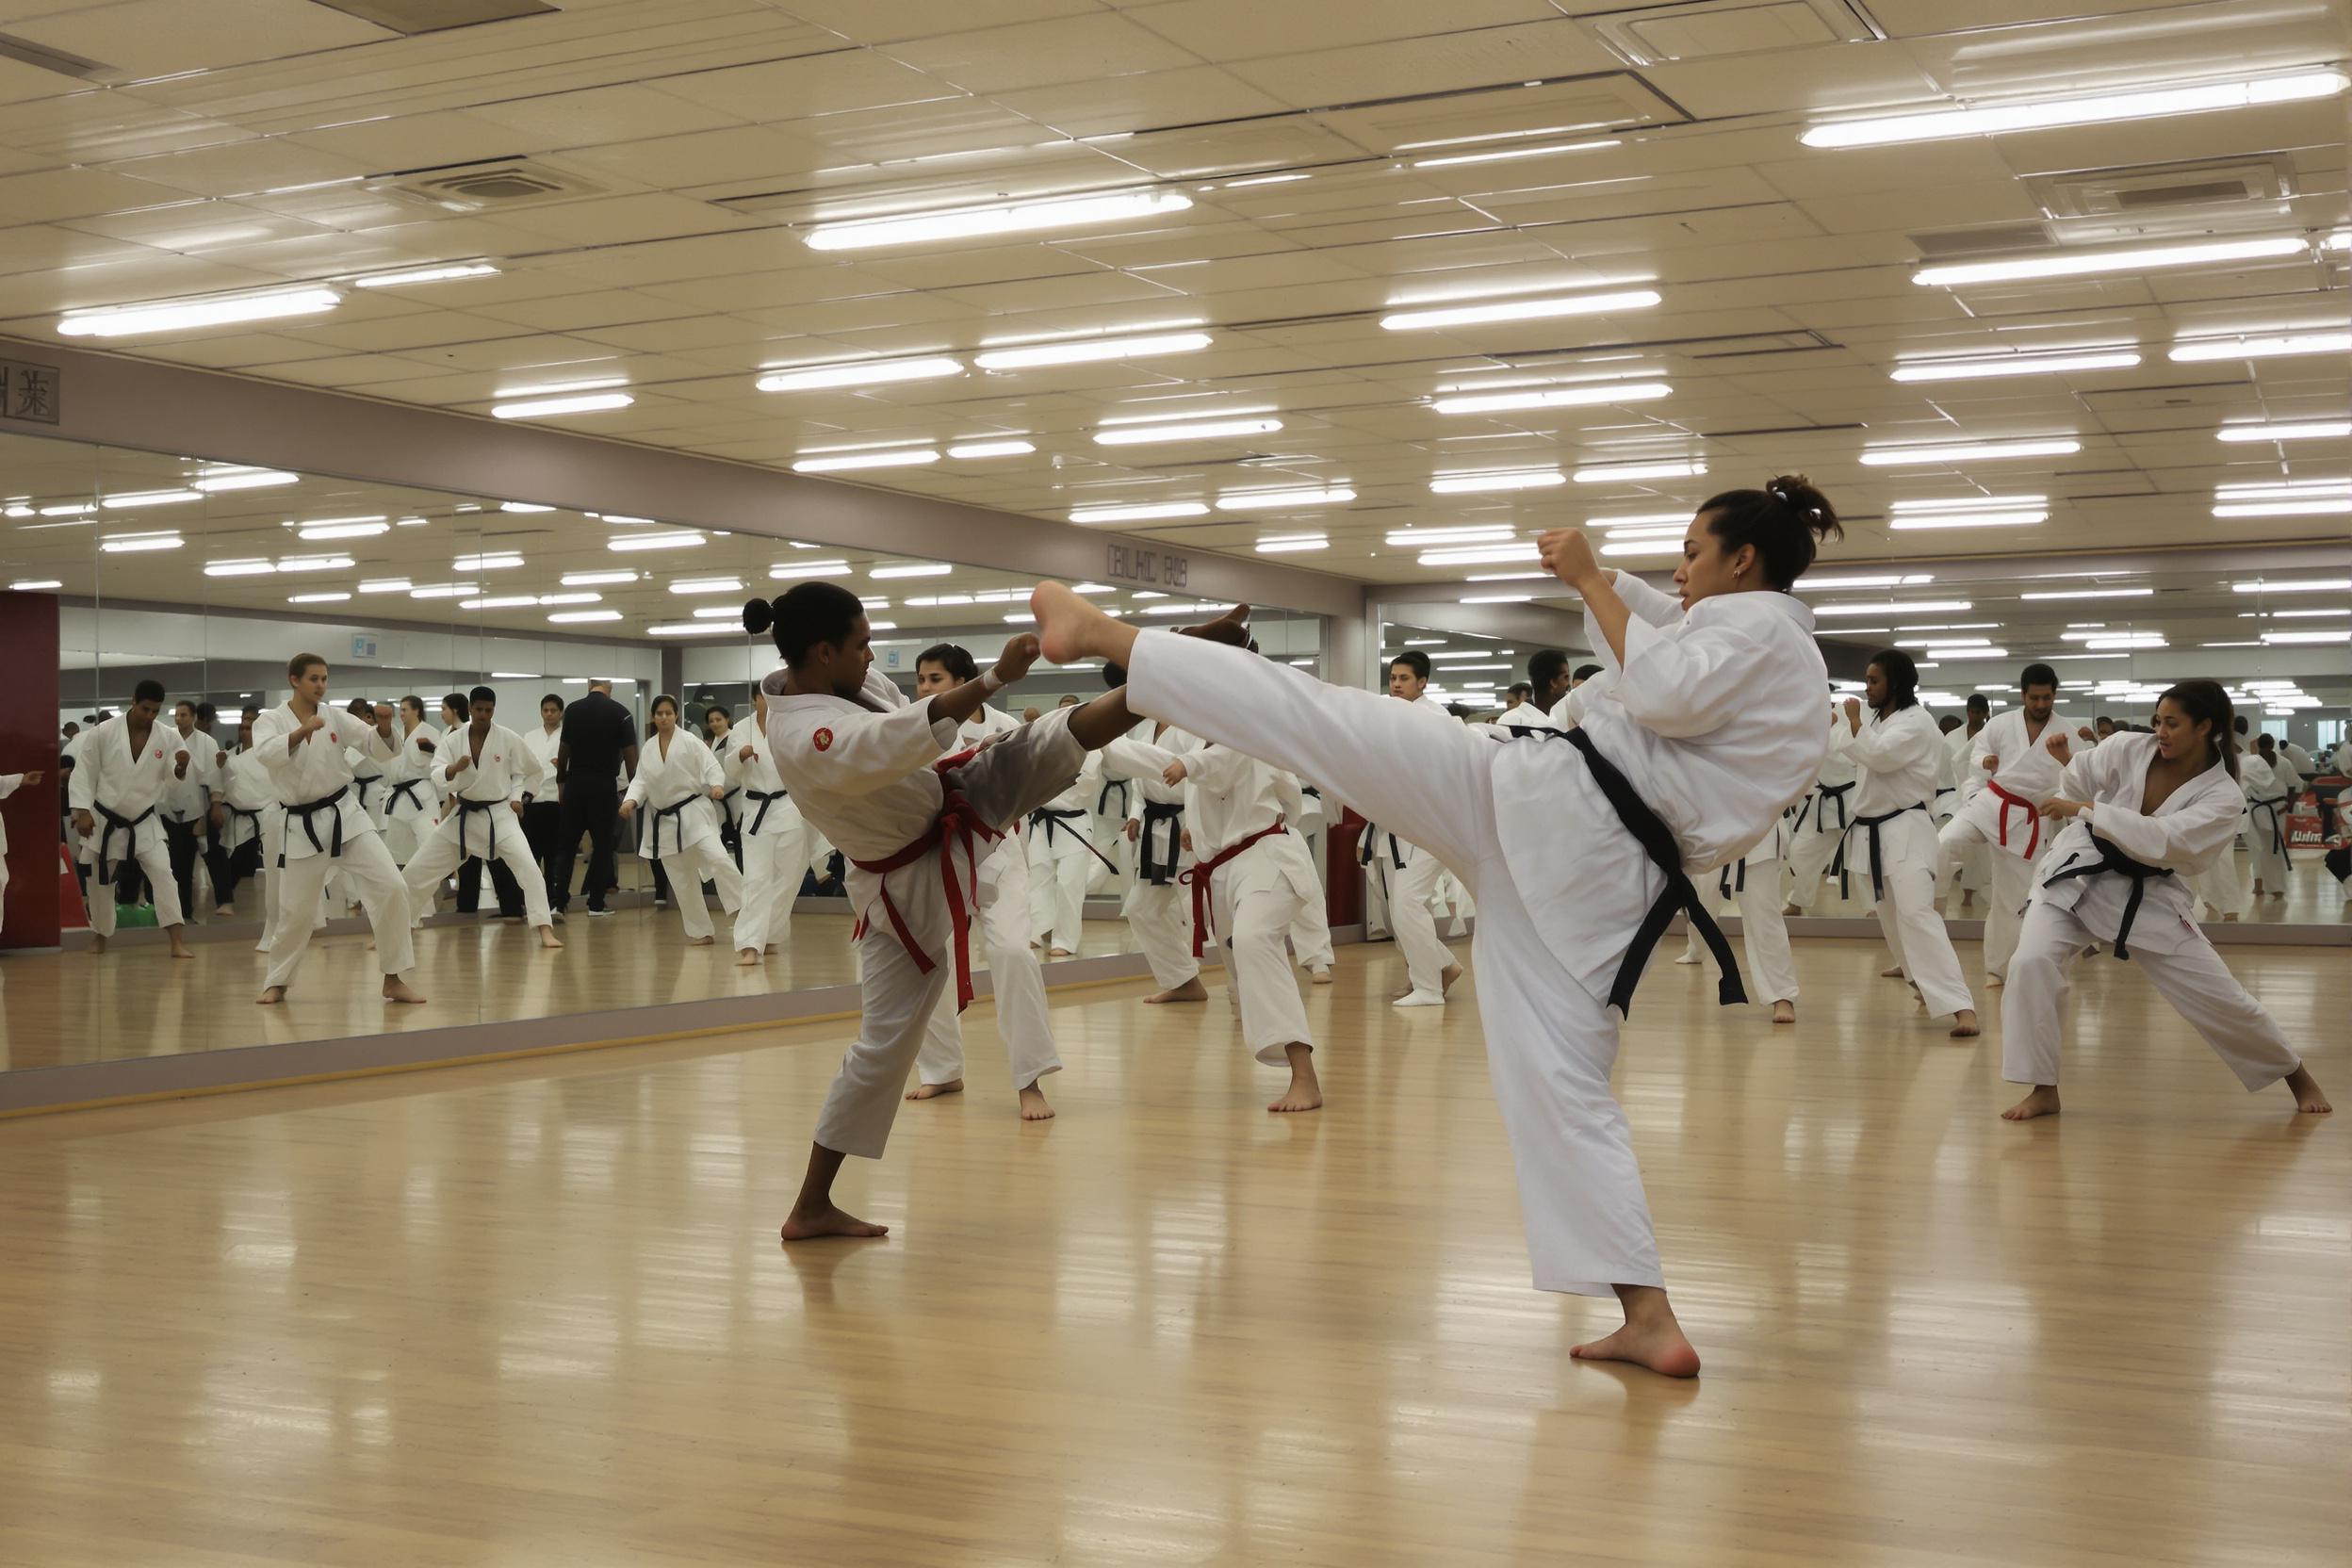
[743, 596, 775, 635]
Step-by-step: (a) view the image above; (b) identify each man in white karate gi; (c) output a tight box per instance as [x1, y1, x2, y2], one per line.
[399, 686, 563, 951]
[68, 679, 194, 958]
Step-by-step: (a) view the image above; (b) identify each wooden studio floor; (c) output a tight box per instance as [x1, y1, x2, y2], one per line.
[1, 936, 2344, 1568]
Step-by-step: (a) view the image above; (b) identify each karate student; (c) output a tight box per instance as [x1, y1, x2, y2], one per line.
[1122, 714, 1206, 1003]
[727, 687, 808, 967]
[2243, 728, 2294, 898]
[400, 687, 563, 951]
[1946, 694, 1992, 909]
[209, 717, 271, 924]
[0, 766, 42, 938]
[1936, 663, 2066, 986]
[379, 696, 440, 864]
[1372, 650, 1463, 1007]
[2000, 681, 2329, 1121]
[750, 584, 1145, 1241]
[158, 698, 223, 922]
[1163, 719, 1331, 1111]
[1281, 765, 1336, 983]
[1780, 701, 1857, 914]
[68, 680, 195, 958]
[617, 694, 743, 944]
[1032, 473, 1845, 1379]
[1838, 652, 1979, 1037]
[1525, 649, 1574, 725]
[903, 643, 1069, 1119]
[1024, 720, 1105, 956]
[1676, 809, 1799, 1023]
[253, 655, 422, 1005]
[523, 694, 566, 913]
[705, 706, 745, 869]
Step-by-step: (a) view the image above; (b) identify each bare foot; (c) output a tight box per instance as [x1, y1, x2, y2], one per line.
[256, 985, 286, 1005]
[1032, 580, 1099, 664]
[1441, 961, 1463, 995]
[1268, 1043, 1322, 1113]
[90, 933, 107, 955]
[1950, 1008, 1981, 1038]
[1780, 904, 1801, 917]
[1880, 964, 1905, 979]
[1985, 972, 2005, 988]
[687, 934, 714, 946]
[216, 905, 237, 919]
[537, 926, 564, 950]
[1771, 1001, 1796, 1024]
[1572, 1311, 1701, 1379]
[2002, 1085, 2060, 1121]
[779, 1204, 889, 1241]
[1309, 966, 1332, 986]
[383, 977, 427, 1004]
[169, 941, 194, 960]
[1145, 977, 1209, 1004]
[1018, 1085, 1055, 1121]
[2285, 1066, 2332, 1115]
[737, 947, 761, 967]
[906, 1079, 964, 1102]
[2222, 912, 2239, 923]
[1049, 947, 1074, 957]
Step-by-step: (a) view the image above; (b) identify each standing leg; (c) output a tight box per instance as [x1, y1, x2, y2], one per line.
[1881, 827, 1976, 1035]
[1735, 867, 1799, 1020]
[1287, 869, 1334, 980]
[1984, 848, 2035, 983]
[912, 986, 968, 1097]
[661, 852, 716, 941]
[1389, 848, 1458, 1005]
[2134, 940, 2328, 1109]
[337, 834, 419, 995]
[734, 829, 781, 962]
[1998, 899, 2095, 1119]
[400, 826, 466, 926]
[492, 822, 562, 946]
[1050, 850, 1086, 955]
[1025, 832, 1054, 946]
[131, 836, 190, 957]
[1782, 820, 1838, 911]
[694, 837, 745, 914]
[1221, 877, 1319, 1111]
[1126, 880, 1202, 1000]
[260, 852, 334, 998]
[979, 846, 1061, 1116]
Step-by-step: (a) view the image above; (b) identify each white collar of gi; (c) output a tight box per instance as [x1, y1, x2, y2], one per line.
[1686, 587, 1815, 634]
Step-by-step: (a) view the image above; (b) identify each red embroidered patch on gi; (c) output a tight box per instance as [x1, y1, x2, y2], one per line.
[813, 727, 834, 752]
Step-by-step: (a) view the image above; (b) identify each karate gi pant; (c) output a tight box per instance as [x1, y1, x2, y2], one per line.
[265, 832, 416, 993]
[1682, 860, 1797, 1005]
[916, 842, 1063, 1090]
[1288, 879, 1333, 972]
[1936, 810, 2041, 979]
[1783, 814, 1848, 910]
[160, 816, 204, 921]
[1861, 812, 1974, 1019]
[731, 820, 805, 954]
[2248, 806, 2293, 892]
[647, 840, 743, 940]
[813, 708, 1085, 1161]
[1124, 874, 1200, 990]
[1388, 847, 1454, 999]
[1130, 631, 1662, 1296]
[401, 809, 556, 931]
[2196, 820, 2253, 918]
[85, 823, 182, 937]
[2001, 899, 2302, 1091]
[1026, 833, 1090, 952]
[1205, 853, 1314, 1065]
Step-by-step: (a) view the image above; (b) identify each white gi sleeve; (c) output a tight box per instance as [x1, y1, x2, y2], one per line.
[2086, 772, 2244, 874]
[1611, 615, 1774, 740]
[1610, 569, 1686, 629]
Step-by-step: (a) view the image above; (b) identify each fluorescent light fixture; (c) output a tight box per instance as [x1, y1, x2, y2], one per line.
[2213, 496, 2352, 515]
[1434, 381, 1672, 415]
[562, 570, 639, 587]
[1914, 237, 2305, 287]
[452, 552, 523, 571]
[352, 262, 498, 287]
[1069, 501, 1210, 524]
[975, 331, 1211, 369]
[1419, 545, 1539, 566]
[2263, 629, 2352, 644]
[1573, 459, 1707, 482]
[274, 553, 352, 574]
[1803, 70, 2348, 149]
[1601, 523, 1688, 539]
[2020, 587, 2151, 600]
[1812, 599, 1974, 616]
[608, 531, 705, 552]
[2213, 478, 2351, 498]
[1600, 540, 1684, 557]
[548, 610, 623, 624]
[1586, 511, 1690, 528]
[9, 578, 61, 590]
[286, 592, 350, 604]
[769, 559, 851, 579]
[1896, 636, 1990, 647]
[357, 579, 411, 594]
[805, 189, 1193, 252]
[1255, 535, 1328, 553]
[1412, 138, 1620, 169]
[871, 563, 952, 579]
[497, 376, 626, 400]
[459, 596, 539, 611]
[1386, 526, 1516, 546]
[36, 502, 94, 517]
[757, 356, 962, 393]
[1224, 172, 1309, 187]
[792, 449, 939, 473]
[667, 577, 745, 595]
[1461, 593, 1533, 604]
[297, 518, 390, 540]
[1430, 469, 1564, 495]
[2170, 330, 2352, 362]
[1798, 573, 1935, 591]
[100, 488, 203, 509]
[1859, 438, 2080, 466]
[189, 468, 300, 493]
[2216, 419, 2350, 443]
[647, 622, 744, 637]
[408, 583, 481, 598]
[692, 605, 743, 619]
[1380, 287, 1659, 332]
[946, 440, 1036, 459]
[2061, 629, 2165, 642]
[499, 501, 554, 514]
[493, 391, 633, 419]
[535, 593, 601, 606]
[203, 560, 276, 577]
[1218, 486, 1355, 511]
[1889, 349, 2139, 382]
[1888, 509, 2048, 531]
[99, 533, 183, 553]
[2231, 578, 2352, 594]
[1093, 417, 1282, 446]
[57, 286, 340, 337]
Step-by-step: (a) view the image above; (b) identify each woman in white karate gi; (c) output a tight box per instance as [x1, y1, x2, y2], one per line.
[727, 688, 808, 967]
[2246, 734, 2301, 901]
[1780, 708, 1857, 914]
[1031, 474, 1847, 1379]
[1838, 651, 1980, 1037]
[2192, 725, 2253, 921]
[1121, 718, 1206, 1003]
[378, 695, 441, 865]
[1999, 681, 2329, 1121]
[1024, 735, 1103, 956]
[618, 694, 743, 944]
[1676, 809, 1799, 1022]
[0, 766, 42, 938]
[398, 686, 563, 950]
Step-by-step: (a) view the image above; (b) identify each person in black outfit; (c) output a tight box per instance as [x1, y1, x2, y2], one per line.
[552, 678, 639, 915]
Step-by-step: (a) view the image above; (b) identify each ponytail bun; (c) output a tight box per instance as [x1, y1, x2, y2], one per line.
[1699, 472, 1843, 589]
[743, 596, 776, 636]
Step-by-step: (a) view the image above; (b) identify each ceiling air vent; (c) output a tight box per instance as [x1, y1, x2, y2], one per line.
[311, 0, 555, 34]
[1587, 0, 1880, 64]
[368, 158, 601, 213]
[0, 30, 112, 80]
[2032, 156, 2291, 220]
[1908, 223, 2054, 259]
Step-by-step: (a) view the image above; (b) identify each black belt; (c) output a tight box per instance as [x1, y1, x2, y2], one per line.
[454, 796, 506, 860]
[386, 778, 429, 815]
[1139, 800, 1184, 885]
[1505, 725, 1744, 1014]
[745, 787, 788, 836]
[280, 785, 350, 867]
[352, 774, 383, 814]
[1853, 801, 1928, 903]
[226, 806, 263, 837]
[650, 794, 699, 858]
[1805, 779, 1855, 835]
[1719, 858, 1745, 900]
[90, 800, 155, 882]
[2250, 794, 2293, 863]
[1097, 776, 1132, 817]
[2040, 832, 2173, 960]
[1029, 805, 1119, 875]
[719, 785, 742, 820]
[1358, 822, 1406, 870]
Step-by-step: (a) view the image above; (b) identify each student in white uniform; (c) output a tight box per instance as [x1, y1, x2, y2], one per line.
[1122, 716, 1207, 1003]
[1032, 473, 1845, 1379]
[0, 765, 41, 937]
[1676, 809, 1800, 1022]
[704, 706, 745, 869]
[206, 715, 269, 923]
[1945, 694, 1993, 908]
[2000, 681, 2330, 1121]
[159, 698, 224, 923]
[67, 680, 195, 958]
[726, 687, 807, 967]
[752, 584, 1143, 1243]
[379, 695, 440, 865]
[1936, 663, 2066, 986]
[1838, 651, 1980, 1037]
[399, 687, 564, 950]
[618, 694, 743, 944]
[253, 654, 422, 1005]
[1024, 713, 1105, 956]
[1372, 650, 1463, 1007]
[1780, 704, 1857, 913]
[904, 643, 1070, 1119]
[2242, 728, 2295, 899]
[1282, 767, 1335, 983]
[522, 694, 566, 915]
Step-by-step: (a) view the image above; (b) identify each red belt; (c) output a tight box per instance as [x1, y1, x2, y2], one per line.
[1986, 778, 2040, 858]
[1179, 822, 1287, 957]
[846, 747, 999, 1014]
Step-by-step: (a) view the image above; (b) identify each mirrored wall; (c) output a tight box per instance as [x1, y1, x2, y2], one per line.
[0, 429, 1330, 1075]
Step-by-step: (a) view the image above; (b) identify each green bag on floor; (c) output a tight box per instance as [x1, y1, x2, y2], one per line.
[112, 902, 159, 929]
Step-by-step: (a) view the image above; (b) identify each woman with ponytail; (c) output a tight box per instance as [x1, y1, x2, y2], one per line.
[1029, 474, 1846, 1378]
[1999, 679, 2329, 1121]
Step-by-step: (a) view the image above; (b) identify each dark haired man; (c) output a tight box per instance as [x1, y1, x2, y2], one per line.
[399, 687, 562, 951]
[1357, 651, 1462, 1007]
[67, 679, 194, 957]
[1937, 662, 2066, 987]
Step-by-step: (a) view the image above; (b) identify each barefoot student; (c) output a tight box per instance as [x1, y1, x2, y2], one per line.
[68, 680, 195, 959]
[2000, 681, 2329, 1121]
[1838, 651, 1980, 1037]
[903, 642, 1068, 1121]
[1369, 650, 1462, 1007]
[253, 655, 423, 1006]
[1030, 475, 1845, 1378]
[398, 687, 564, 953]
[751, 585, 1144, 1240]
[617, 694, 743, 946]
[1936, 663, 2066, 986]
[727, 688, 808, 967]
[1121, 711, 1208, 1004]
